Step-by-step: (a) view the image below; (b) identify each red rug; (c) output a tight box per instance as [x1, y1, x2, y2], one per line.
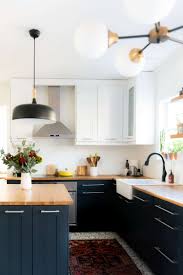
[69, 239, 142, 275]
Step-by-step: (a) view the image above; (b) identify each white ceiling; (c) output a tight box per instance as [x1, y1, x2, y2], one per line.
[0, 0, 183, 81]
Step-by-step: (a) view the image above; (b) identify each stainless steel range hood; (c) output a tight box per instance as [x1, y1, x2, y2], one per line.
[33, 86, 72, 137]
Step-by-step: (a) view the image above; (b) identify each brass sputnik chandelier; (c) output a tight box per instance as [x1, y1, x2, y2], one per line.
[74, 0, 182, 77]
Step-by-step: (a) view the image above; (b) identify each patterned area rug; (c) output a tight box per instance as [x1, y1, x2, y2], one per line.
[69, 239, 142, 275]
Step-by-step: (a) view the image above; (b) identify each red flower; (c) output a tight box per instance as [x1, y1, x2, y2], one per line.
[29, 150, 36, 158]
[19, 156, 26, 165]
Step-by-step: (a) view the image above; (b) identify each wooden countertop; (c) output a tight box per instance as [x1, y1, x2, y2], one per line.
[1, 174, 147, 181]
[134, 185, 183, 207]
[0, 184, 73, 206]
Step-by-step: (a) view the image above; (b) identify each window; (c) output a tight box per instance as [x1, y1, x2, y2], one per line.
[159, 97, 183, 159]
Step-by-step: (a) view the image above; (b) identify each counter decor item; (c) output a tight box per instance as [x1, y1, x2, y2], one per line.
[46, 164, 57, 176]
[76, 165, 88, 176]
[86, 153, 100, 176]
[58, 169, 73, 177]
[0, 140, 42, 190]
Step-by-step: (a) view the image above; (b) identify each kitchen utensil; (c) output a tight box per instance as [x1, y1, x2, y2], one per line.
[87, 154, 100, 167]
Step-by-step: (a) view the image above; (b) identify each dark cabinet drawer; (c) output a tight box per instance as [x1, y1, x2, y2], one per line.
[153, 217, 181, 261]
[78, 180, 113, 193]
[154, 198, 182, 227]
[151, 245, 179, 275]
[133, 189, 153, 203]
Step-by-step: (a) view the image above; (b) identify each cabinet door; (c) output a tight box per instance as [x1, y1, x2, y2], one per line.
[75, 83, 98, 144]
[123, 79, 136, 142]
[98, 84, 123, 143]
[132, 190, 154, 261]
[0, 206, 32, 275]
[116, 194, 136, 240]
[33, 206, 69, 275]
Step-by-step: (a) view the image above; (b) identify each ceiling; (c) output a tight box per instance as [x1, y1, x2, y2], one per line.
[0, 0, 183, 81]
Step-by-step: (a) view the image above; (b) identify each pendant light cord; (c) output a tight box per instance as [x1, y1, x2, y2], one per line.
[32, 37, 37, 104]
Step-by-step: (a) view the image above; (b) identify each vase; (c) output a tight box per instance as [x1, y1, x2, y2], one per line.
[21, 172, 32, 190]
[168, 152, 177, 160]
[89, 167, 98, 177]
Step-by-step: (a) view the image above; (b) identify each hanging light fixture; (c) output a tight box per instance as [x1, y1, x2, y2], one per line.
[74, 22, 118, 59]
[74, 18, 183, 77]
[12, 29, 56, 123]
[115, 46, 145, 78]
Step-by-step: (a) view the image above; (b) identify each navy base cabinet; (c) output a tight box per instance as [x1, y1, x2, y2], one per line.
[0, 205, 69, 275]
[77, 180, 115, 231]
[33, 206, 69, 275]
[0, 206, 32, 275]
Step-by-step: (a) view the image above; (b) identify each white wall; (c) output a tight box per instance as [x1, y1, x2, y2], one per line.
[0, 81, 154, 175]
[144, 47, 183, 184]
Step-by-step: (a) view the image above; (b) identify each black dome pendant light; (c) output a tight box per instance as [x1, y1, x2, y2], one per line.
[12, 29, 56, 123]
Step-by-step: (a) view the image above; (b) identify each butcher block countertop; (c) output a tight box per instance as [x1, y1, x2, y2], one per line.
[0, 183, 73, 206]
[134, 185, 183, 207]
[1, 174, 148, 181]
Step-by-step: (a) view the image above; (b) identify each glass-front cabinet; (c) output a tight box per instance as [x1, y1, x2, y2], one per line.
[123, 80, 136, 142]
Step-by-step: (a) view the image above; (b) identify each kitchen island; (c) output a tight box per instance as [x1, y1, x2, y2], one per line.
[0, 183, 73, 275]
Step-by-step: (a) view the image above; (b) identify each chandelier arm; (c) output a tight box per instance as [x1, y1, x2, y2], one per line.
[139, 42, 151, 53]
[168, 36, 183, 45]
[155, 22, 160, 32]
[169, 26, 183, 33]
[118, 34, 149, 40]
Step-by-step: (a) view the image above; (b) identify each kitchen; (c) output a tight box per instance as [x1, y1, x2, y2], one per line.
[0, 0, 183, 275]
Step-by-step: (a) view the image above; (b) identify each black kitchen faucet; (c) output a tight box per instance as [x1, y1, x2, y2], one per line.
[144, 153, 167, 182]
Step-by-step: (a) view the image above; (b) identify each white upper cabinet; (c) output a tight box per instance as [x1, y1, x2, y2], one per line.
[123, 72, 155, 145]
[11, 77, 155, 145]
[75, 82, 98, 144]
[98, 83, 123, 144]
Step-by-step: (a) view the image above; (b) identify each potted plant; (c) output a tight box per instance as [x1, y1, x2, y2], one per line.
[172, 140, 183, 160]
[0, 140, 42, 190]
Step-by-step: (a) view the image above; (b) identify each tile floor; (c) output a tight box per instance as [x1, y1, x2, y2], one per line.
[70, 232, 154, 275]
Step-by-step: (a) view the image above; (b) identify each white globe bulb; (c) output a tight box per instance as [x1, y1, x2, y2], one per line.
[115, 46, 145, 78]
[123, 0, 176, 24]
[74, 22, 108, 59]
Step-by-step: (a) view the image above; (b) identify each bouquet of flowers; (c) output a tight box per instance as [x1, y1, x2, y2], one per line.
[0, 140, 42, 174]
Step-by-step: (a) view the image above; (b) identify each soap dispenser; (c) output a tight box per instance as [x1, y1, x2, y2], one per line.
[168, 170, 174, 184]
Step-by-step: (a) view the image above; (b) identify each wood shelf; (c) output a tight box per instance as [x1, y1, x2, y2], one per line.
[171, 94, 183, 103]
[170, 133, 183, 139]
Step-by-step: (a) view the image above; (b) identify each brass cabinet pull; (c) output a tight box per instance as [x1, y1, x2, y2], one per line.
[155, 204, 179, 216]
[154, 217, 178, 231]
[154, 247, 177, 264]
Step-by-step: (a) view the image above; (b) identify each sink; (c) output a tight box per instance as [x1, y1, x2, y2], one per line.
[116, 178, 169, 200]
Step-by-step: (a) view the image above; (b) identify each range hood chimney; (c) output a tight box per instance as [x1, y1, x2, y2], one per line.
[33, 86, 72, 137]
